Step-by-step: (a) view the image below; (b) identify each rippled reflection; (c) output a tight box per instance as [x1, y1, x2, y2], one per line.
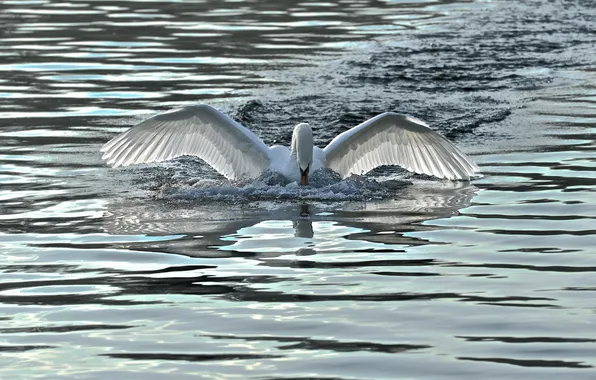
[97, 182, 477, 256]
[1, 0, 596, 378]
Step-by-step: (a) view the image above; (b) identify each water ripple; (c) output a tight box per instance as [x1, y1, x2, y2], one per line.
[1, 0, 596, 379]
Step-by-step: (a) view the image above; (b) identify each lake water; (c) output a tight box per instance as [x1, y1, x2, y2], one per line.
[1, 0, 595, 379]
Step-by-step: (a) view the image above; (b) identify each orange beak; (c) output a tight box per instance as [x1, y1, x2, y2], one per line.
[299, 166, 309, 186]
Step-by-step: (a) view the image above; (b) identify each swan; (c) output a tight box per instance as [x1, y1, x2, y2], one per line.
[101, 104, 480, 185]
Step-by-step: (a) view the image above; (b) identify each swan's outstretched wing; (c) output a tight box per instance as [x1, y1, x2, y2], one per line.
[101, 104, 271, 180]
[324, 112, 480, 180]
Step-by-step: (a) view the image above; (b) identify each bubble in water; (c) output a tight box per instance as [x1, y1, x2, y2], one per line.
[146, 165, 412, 203]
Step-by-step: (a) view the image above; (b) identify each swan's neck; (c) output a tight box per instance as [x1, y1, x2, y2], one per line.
[291, 123, 313, 185]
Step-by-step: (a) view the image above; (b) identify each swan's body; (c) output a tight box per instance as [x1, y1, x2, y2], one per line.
[101, 104, 480, 184]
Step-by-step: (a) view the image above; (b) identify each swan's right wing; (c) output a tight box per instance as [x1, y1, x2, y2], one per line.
[324, 112, 480, 180]
[101, 104, 271, 180]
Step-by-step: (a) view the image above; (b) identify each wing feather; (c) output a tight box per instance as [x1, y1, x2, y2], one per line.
[324, 113, 480, 181]
[101, 104, 271, 180]
[410, 135, 427, 174]
[417, 135, 443, 178]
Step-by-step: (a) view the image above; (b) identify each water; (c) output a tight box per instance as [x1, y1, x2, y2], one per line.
[1, 0, 595, 378]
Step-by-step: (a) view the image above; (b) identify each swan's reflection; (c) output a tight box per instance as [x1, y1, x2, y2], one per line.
[294, 204, 314, 238]
[103, 182, 479, 258]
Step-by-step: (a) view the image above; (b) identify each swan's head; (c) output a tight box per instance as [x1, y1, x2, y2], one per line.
[291, 123, 313, 186]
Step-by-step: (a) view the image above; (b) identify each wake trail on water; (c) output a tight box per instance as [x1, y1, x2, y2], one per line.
[117, 159, 418, 203]
[158, 169, 413, 202]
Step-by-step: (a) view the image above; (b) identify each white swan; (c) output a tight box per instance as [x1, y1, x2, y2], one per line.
[101, 104, 480, 184]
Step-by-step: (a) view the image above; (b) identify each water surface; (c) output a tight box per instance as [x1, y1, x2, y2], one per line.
[1, 0, 595, 379]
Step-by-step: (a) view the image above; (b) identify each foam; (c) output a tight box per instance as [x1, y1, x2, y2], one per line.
[149, 166, 412, 203]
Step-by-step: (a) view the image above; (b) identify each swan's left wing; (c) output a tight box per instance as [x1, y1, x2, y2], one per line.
[101, 104, 271, 180]
[324, 112, 480, 180]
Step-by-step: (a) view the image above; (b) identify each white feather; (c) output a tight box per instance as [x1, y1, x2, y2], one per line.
[324, 113, 480, 180]
[101, 105, 480, 183]
[101, 104, 270, 180]
[292, 123, 314, 171]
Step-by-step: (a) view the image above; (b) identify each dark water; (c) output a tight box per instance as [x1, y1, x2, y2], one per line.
[1, 0, 596, 379]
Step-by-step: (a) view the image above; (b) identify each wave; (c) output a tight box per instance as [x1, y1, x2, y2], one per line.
[137, 161, 416, 202]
